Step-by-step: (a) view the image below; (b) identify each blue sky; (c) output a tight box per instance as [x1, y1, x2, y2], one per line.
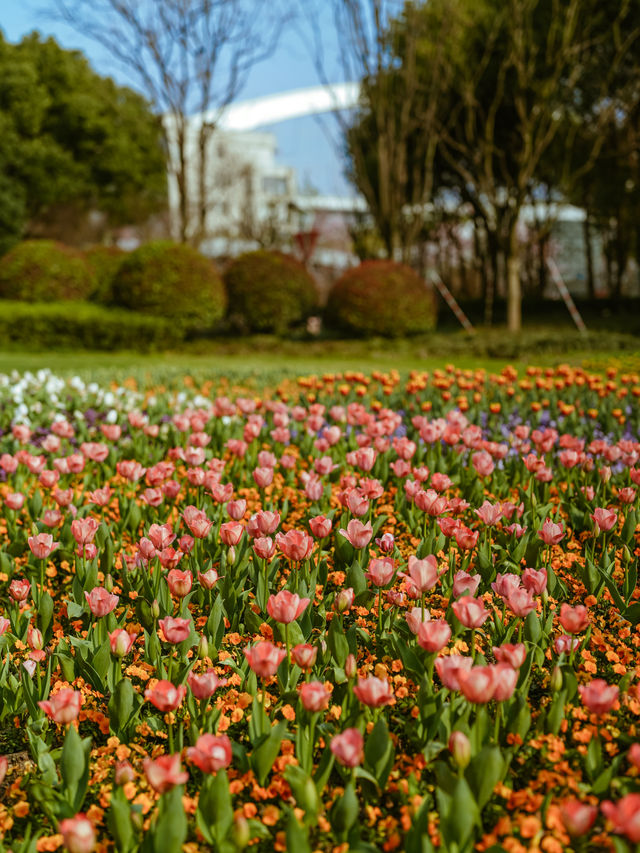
[0, 1, 353, 195]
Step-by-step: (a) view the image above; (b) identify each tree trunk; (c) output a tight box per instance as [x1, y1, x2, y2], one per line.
[485, 229, 499, 327]
[506, 221, 522, 333]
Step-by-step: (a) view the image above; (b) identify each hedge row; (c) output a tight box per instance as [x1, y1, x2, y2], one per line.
[0, 240, 438, 340]
[0, 301, 182, 352]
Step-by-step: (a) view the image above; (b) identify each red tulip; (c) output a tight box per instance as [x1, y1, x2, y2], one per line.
[454, 525, 479, 550]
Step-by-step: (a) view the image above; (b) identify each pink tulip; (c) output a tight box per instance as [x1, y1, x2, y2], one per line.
[309, 515, 332, 538]
[491, 573, 521, 600]
[198, 568, 219, 589]
[601, 794, 640, 843]
[145, 680, 186, 712]
[71, 517, 100, 546]
[558, 603, 589, 634]
[538, 519, 564, 545]
[38, 688, 82, 723]
[187, 734, 232, 774]
[256, 510, 281, 535]
[227, 499, 247, 520]
[406, 554, 439, 592]
[253, 466, 274, 488]
[291, 644, 317, 670]
[338, 519, 373, 549]
[452, 571, 481, 598]
[109, 629, 137, 657]
[253, 537, 276, 560]
[591, 507, 618, 533]
[578, 679, 619, 716]
[159, 616, 192, 644]
[559, 800, 598, 837]
[406, 606, 430, 635]
[59, 814, 96, 853]
[143, 753, 189, 793]
[0, 617, 10, 635]
[353, 676, 394, 707]
[454, 525, 479, 550]
[244, 641, 287, 679]
[493, 643, 526, 668]
[472, 450, 494, 477]
[9, 579, 30, 602]
[435, 655, 474, 691]
[417, 620, 451, 653]
[475, 501, 503, 526]
[219, 521, 244, 546]
[491, 663, 518, 701]
[267, 590, 310, 624]
[187, 669, 227, 699]
[300, 681, 330, 712]
[275, 529, 314, 561]
[365, 557, 395, 587]
[147, 523, 175, 550]
[85, 587, 119, 617]
[330, 729, 364, 767]
[4, 492, 25, 510]
[457, 666, 495, 703]
[333, 587, 355, 613]
[554, 634, 580, 654]
[375, 532, 395, 553]
[346, 489, 369, 517]
[167, 569, 193, 598]
[522, 568, 547, 595]
[506, 587, 537, 618]
[452, 596, 490, 629]
[28, 533, 59, 560]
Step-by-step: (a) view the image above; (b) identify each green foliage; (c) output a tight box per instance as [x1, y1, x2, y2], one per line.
[111, 241, 226, 332]
[223, 250, 317, 334]
[0, 300, 182, 351]
[85, 245, 126, 304]
[326, 260, 436, 337]
[0, 240, 95, 301]
[0, 32, 166, 248]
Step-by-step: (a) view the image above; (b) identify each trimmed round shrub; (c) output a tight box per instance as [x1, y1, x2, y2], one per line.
[0, 240, 95, 301]
[223, 250, 317, 334]
[326, 260, 436, 337]
[111, 241, 226, 332]
[85, 245, 126, 305]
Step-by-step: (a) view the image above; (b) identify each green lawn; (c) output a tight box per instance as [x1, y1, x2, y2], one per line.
[0, 328, 638, 386]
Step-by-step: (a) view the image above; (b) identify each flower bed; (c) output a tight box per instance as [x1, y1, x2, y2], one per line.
[0, 364, 639, 853]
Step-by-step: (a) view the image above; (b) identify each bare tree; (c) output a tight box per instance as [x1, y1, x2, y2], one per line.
[45, 0, 285, 246]
[300, 0, 456, 261]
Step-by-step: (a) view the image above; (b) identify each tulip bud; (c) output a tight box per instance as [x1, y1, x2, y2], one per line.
[233, 815, 250, 849]
[151, 599, 160, 620]
[448, 731, 471, 769]
[198, 635, 209, 660]
[28, 627, 44, 651]
[623, 545, 632, 563]
[345, 653, 357, 679]
[104, 573, 114, 592]
[334, 587, 355, 614]
[550, 665, 563, 692]
[227, 545, 236, 566]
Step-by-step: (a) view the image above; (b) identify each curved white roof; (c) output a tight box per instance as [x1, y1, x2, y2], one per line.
[197, 82, 361, 131]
